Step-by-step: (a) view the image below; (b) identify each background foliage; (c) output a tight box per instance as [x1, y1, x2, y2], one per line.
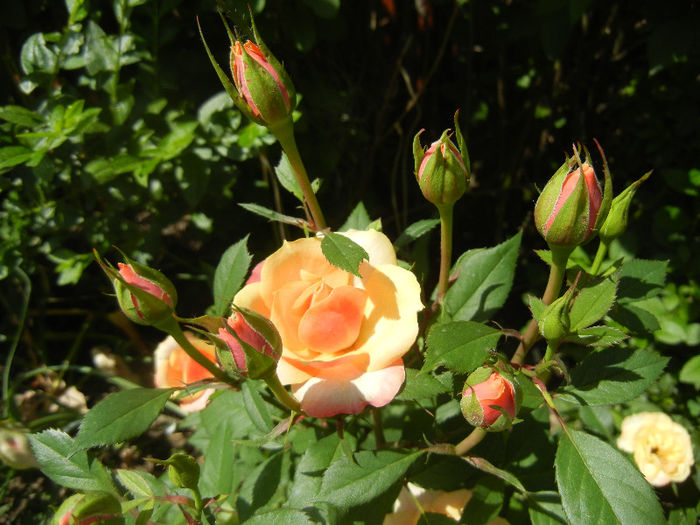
[1, 0, 699, 522]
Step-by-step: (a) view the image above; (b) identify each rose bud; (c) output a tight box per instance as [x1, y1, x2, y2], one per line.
[199, 13, 295, 130]
[537, 276, 578, 344]
[52, 491, 123, 525]
[598, 170, 652, 244]
[0, 424, 39, 470]
[217, 306, 282, 379]
[534, 143, 612, 249]
[461, 367, 521, 432]
[94, 250, 177, 327]
[413, 111, 470, 208]
[164, 452, 200, 491]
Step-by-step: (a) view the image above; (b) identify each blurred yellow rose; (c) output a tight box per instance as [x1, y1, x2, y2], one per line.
[384, 483, 509, 525]
[154, 333, 217, 412]
[617, 411, 694, 486]
[234, 230, 423, 417]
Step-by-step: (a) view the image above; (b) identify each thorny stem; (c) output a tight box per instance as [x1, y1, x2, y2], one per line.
[437, 204, 455, 304]
[454, 427, 487, 456]
[512, 246, 571, 364]
[589, 241, 608, 276]
[270, 119, 327, 231]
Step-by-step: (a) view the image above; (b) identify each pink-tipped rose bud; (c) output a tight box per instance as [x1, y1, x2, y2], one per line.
[460, 367, 520, 432]
[230, 40, 293, 127]
[199, 13, 296, 129]
[218, 306, 282, 379]
[413, 112, 470, 208]
[534, 143, 612, 249]
[114, 261, 177, 326]
[94, 249, 177, 327]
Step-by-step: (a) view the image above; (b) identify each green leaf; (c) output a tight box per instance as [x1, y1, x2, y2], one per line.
[320, 233, 369, 278]
[555, 429, 665, 525]
[237, 453, 284, 521]
[616, 259, 668, 302]
[0, 105, 42, 126]
[557, 348, 668, 406]
[74, 388, 175, 449]
[460, 476, 504, 524]
[289, 433, 349, 508]
[303, 0, 340, 18]
[317, 450, 422, 509]
[679, 354, 700, 388]
[564, 325, 628, 347]
[213, 236, 252, 316]
[461, 456, 527, 494]
[423, 321, 501, 374]
[85, 155, 144, 184]
[445, 232, 521, 322]
[245, 509, 315, 525]
[239, 202, 309, 228]
[21, 32, 57, 75]
[568, 275, 618, 331]
[116, 469, 161, 498]
[241, 381, 273, 433]
[394, 219, 441, 249]
[0, 146, 34, 170]
[339, 202, 371, 232]
[275, 152, 320, 203]
[29, 429, 114, 493]
[396, 368, 451, 401]
[528, 491, 568, 525]
[199, 417, 237, 498]
[528, 295, 547, 325]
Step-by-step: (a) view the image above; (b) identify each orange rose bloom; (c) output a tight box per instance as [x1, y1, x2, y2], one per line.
[233, 230, 423, 417]
[154, 333, 217, 412]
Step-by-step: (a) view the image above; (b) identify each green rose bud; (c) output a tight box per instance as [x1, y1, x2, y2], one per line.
[413, 111, 470, 208]
[598, 171, 652, 244]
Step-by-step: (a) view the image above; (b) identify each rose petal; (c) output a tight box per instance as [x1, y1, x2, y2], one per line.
[233, 282, 270, 317]
[298, 285, 368, 353]
[294, 360, 405, 417]
[260, 238, 351, 308]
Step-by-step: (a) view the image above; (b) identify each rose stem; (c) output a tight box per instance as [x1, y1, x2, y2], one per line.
[589, 241, 608, 276]
[512, 246, 571, 364]
[264, 372, 302, 413]
[437, 203, 455, 304]
[454, 427, 487, 456]
[372, 407, 385, 448]
[269, 119, 327, 231]
[158, 317, 239, 389]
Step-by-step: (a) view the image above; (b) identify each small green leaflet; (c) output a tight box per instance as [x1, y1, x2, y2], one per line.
[212, 235, 252, 316]
[394, 219, 440, 248]
[74, 387, 175, 449]
[424, 321, 501, 374]
[321, 233, 369, 278]
[29, 429, 115, 493]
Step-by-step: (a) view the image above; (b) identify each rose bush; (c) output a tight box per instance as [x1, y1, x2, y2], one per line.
[153, 333, 218, 412]
[232, 229, 423, 417]
[617, 411, 694, 486]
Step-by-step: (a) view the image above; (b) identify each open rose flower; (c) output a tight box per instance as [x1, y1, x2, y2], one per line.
[154, 333, 218, 412]
[384, 483, 509, 525]
[617, 411, 694, 486]
[233, 229, 423, 417]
